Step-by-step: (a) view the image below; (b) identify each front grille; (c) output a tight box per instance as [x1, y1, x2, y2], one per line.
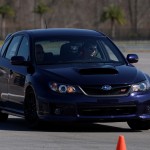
[77, 105, 137, 116]
[80, 85, 131, 96]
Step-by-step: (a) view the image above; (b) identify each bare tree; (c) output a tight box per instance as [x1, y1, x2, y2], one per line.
[34, 0, 50, 28]
[127, 0, 150, 37]
[127, 0, 138, 35]
[0, 0, 149, 39]
[0, 4, 15, 39]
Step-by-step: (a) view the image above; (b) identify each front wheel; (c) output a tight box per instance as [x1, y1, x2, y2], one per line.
[127, 120, 150, 130]
[24, 89, 41, 128]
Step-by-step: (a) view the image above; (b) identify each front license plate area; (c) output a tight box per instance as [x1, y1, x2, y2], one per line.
[97, 99, 119, 105]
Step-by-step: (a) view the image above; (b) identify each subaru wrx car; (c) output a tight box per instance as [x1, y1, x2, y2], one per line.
[0, 28, 150, 130]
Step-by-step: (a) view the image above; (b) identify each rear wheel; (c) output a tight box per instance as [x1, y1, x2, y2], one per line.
[24, 88, 40, 128]
[0, 112, 8, 122]
[127, 120, 150, 130]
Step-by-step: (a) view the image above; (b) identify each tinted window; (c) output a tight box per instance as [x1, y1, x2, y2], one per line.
[34, 37, 125, 65]
[5, 36, 22, 60]
[99, 40, 122, 62]
[17, 37, 29, 61]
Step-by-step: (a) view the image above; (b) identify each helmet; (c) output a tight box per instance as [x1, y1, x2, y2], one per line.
[83, 42, 98, 58]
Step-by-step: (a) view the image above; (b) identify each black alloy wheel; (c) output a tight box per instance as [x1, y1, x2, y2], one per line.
[24, 89, 40, 128]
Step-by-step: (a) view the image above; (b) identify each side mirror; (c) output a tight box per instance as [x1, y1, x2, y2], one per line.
[126, 54, 138, 63]
[11, 56, 30, 66]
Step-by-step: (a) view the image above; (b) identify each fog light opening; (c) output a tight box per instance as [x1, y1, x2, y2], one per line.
[54, 108, 61, 115]
[145, 106, 150, 114]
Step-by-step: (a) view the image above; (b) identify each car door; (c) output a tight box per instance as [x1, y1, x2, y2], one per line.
[0, 37, 13, 107]
[7, 36, 30, 114]
[0, 35, 23, 110]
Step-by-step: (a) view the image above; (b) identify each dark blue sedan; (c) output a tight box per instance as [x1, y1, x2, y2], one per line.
[0, 28, 150, 130]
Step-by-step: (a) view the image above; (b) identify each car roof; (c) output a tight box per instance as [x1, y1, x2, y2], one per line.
[13, 28, 106, 38]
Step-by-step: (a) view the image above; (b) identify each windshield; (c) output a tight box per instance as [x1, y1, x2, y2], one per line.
[34, 36, 126, 65]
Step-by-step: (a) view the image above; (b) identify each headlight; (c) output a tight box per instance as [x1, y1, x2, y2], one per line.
[131, 80, 150, 92]
[49, 82, 79, 94]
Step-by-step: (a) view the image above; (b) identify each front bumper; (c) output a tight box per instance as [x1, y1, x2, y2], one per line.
[37, 91, 150, 122]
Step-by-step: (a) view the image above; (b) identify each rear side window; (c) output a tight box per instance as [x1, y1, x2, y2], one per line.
[5, 36, 22, 60]
[35, 41, 67, 55]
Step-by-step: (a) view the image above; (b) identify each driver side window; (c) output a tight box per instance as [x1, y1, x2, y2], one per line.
[17, 37, 29, 61]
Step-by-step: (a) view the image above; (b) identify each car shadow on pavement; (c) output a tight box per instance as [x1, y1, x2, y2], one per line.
[0, 117, 142, 132]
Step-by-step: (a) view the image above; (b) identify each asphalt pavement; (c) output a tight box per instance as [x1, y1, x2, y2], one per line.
[0, 117, 150, 150]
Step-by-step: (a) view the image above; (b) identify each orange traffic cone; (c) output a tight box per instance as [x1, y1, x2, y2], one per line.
[116, 135, 127, 150]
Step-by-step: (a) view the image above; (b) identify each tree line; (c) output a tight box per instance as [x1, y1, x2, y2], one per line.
[0, 0, 150, 40]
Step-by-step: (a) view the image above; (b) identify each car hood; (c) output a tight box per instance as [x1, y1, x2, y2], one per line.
[40, 64, 146, 85]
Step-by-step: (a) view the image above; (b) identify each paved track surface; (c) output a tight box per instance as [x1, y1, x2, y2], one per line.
[0, 117, 150, 150]
[0, 52, 150, 150]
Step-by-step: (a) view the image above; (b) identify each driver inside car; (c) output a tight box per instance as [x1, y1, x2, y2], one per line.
[80, 42, 98, 59]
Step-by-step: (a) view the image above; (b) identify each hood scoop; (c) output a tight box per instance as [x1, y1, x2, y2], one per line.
[79, 67, 118, 75]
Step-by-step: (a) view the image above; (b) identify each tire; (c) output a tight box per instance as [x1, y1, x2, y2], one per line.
[0, 112, 8, 122]
[127, 120, 150, 130]
[24, 89, 40, 128]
